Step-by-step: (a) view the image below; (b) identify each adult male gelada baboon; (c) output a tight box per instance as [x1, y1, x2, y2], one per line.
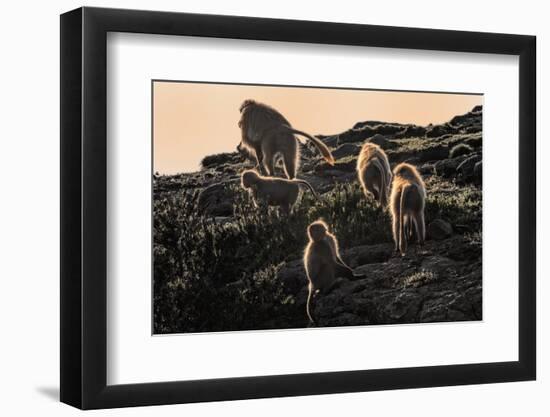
[303, 220, 357, 324]
[241, 169, 320, 214]
[238, 99, 335, 179]
[357, 142, 392, 206]
[389, 162, 426, 255]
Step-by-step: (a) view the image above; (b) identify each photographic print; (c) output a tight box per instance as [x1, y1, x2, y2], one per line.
[152, 81, 483, 334]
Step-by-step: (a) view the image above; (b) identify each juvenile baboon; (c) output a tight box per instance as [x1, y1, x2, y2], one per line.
[303, 220, 356, 324]
[389, 163, 426, 255]
[241, 170, 320, 214]
[238, 99, 335, 179]
[357, 143, 392, 206]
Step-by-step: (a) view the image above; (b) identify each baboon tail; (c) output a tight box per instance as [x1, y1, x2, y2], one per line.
[372, 158, 387, 206]
[294, 179, 322, 202]
[284, 126, 335, 166]
[306, 287, 316, 325]
[399, 184, 410, 255]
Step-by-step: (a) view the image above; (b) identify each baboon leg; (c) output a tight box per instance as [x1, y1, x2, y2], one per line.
[408, 219, 416, 242]
[392, 212, 400, 253]
[306, 284, 317, 324]
[399, 215, 408, 255]
[416, 210, 426, 244]
[262, 152, 275, 176]
[255, 149, 265, 174]
[280, 203, 291, 216]
[282, 150, 297, 179]
[371, 187, 380, 203]
[379, 187, 387, 207]
[335, 262, 355, 279]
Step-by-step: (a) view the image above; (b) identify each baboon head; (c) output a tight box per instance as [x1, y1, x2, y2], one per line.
[239, 99, 257, 113]
[393, 162, 416, 179]
[308, 219, 329, 242]
[241, 169, 261, 189]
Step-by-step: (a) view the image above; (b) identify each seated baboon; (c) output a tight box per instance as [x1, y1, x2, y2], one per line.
[303, 220, 359, 324]
[389, 163, 426, 255]
[238, 99, 334, 179]
[241, 169, 320, 214]
[357, 142, 392, 206]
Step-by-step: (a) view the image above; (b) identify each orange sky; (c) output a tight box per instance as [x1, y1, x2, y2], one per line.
[153, 81, 482, 174]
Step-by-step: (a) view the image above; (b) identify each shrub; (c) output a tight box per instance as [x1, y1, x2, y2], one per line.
[449, 143, 474, 158]
[153, 180, 392, 333]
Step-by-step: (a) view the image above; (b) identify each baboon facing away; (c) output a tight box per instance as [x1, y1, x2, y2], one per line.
[303, 220, 356, 324]
[357, 142, 392, 206]
[241, 169, 320, 214]
[238, 99, 335, 179]
[390, 163, 426, 255]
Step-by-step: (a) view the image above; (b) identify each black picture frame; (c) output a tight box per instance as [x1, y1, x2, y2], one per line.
[60, 6, 536, 410]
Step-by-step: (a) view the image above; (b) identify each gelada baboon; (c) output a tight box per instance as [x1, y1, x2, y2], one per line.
[238, 99, 335, 179]
[303, 220, 356, 324]
[389, 163, 426, 255]
[356, 142, 392, 206]
[241, 170, 320, 214]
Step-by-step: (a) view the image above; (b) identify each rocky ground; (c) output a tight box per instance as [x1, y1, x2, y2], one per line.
[153, 105, 482, 333]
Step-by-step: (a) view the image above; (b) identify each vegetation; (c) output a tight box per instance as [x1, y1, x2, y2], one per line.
[154, 174, 480, 333]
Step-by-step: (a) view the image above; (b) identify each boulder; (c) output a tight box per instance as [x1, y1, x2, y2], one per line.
[456, 154, 482, 181]
[367, 133, 391, 149]
[427, 219, 453, 240]
[473, 161, 482, 185]
[318, 135, 339, 147]
[449, 143, 474, 158]
[201, 152, 243, 168]
[332, 143, 360, 159]
[394, 124, 427, 138]
[197, 181, 237, 217]
[426, 124, 453, 138]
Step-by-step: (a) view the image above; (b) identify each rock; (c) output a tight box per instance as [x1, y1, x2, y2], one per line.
[276, 259, 306, 294]
[456, 154, 482, 181]
[337, 128, 370, 144]
[319, 135, 339, 147]
[314, 159, 357, 175]
[428, 219, 453, 240]
[354, 120, 390, 129]
[450, 111, 482, 128]
[338, 124, 404, 145]
[367, 133, 390, 149]
[463, 133, 482, 149]
[309, 237, 481, 327]
[332, 143, 360, 159]
[343, 243, 394, 268]
[419, 144, 449, 162]
[471, 104, 483, 113]
[201, 152, 242, 168]
[464, 124, 482, 134]
[394, 124, 427, 138]
[473, 161, 482, 185]
[449, 143, 474, 158]
[417, 163, 435, 176]
[353, 121, 405, 135]
[388, 143, 449, 165]
[426, 124, 457, 138]
[434, 156, 465, 178]
[197, 181, 237, 216]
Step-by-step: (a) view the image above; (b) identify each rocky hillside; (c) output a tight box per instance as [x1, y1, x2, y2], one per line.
[153, 105, 482, 333]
